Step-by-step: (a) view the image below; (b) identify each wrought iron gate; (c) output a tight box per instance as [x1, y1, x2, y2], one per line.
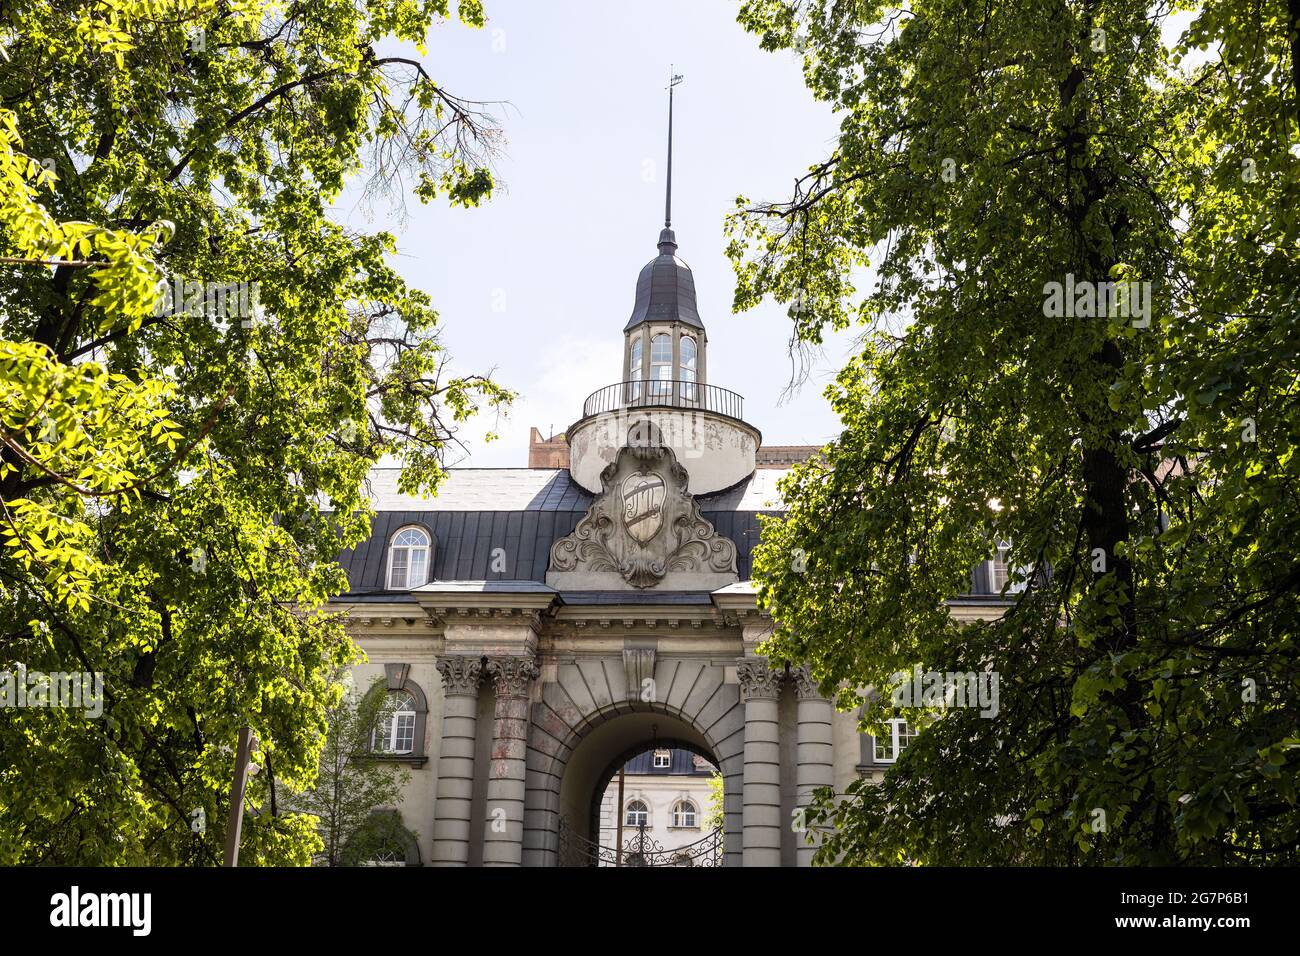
[558, 818, 722, 867]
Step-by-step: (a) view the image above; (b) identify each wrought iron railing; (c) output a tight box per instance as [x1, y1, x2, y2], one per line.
[581, 379, 744, 421]
[558, 818, 723, 867]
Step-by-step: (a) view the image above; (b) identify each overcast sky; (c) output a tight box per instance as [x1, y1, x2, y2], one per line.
[337, 0, 853, 467]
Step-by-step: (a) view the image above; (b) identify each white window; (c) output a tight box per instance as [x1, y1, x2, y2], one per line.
[672, 800, 698, 828]
[872, 719, 917, 763]
[989, 546, 1009, 593]
[986, 540, 1026, 594]
[679, 334, 697, 401]
[649, 333, 672, 396]
[653, 749, 671, 769]
[388, 526, 430, 589]
[372, 691, 417, 755]
[628, 336, 643, 401]
[625, 799, 649, 827]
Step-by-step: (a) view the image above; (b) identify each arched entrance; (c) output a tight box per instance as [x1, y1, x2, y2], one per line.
[563, 735, 722, 866]
[524, 683, 745, 867]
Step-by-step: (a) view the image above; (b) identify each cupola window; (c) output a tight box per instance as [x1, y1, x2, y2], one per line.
[628, 336, 643, 401]
[679, 334, 697, 401]
[650, 333, 672, 397]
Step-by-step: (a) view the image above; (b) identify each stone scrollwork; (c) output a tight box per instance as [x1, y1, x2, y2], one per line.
[486, 657, 541, 698]
[436, 657, 483, 697]
[547, 443, 738, 589]
[788, 665, 825, 700]
[737, 659, 783, 700]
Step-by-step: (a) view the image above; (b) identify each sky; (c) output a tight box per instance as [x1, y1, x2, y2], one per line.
[336, 0, 853, 467]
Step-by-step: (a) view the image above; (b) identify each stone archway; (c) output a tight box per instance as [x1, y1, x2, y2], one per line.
[574, 735, 722, 867]
[523, 660, 745, 867]
[584, 736, 717, 847]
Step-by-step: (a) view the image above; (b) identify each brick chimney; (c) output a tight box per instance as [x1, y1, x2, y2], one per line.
[528, 427, 570, 469]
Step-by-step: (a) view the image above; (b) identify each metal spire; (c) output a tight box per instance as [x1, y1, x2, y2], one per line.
[664, 68, 684, 230]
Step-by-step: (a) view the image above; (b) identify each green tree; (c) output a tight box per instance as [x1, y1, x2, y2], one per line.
[704, 771, 725, 832]
[729, 0, 1300, 864]
[287, 675, 411, 867]
[0, 0, 511, 864]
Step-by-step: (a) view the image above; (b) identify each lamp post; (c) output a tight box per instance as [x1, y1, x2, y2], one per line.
[223, 726, 258, 867]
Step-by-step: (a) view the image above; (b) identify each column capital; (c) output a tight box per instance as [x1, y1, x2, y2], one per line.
[789, 665, 825, 700]
[486, 656, 540, 697]
[436, 656, 483, 697]
[737, 659, 782, 700]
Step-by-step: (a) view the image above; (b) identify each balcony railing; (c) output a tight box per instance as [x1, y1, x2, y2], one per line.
[581, 379, 744, 420]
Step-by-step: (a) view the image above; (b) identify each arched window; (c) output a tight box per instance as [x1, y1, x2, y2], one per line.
[624, 799, 649, 827]
[387, 526, 430, 589]
[672, 800, 698, 828]
[372, 691, 418, 755]
[679, 334, 697, 401]
[628, 336, 643, 401]
[365, 666, 429, 765]
[649, 333, 672, 397]
[341, 809, 421, 867]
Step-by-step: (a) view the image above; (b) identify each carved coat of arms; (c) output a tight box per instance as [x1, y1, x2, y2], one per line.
[621, 472, 666, 543]
[548, 443, 738, 589]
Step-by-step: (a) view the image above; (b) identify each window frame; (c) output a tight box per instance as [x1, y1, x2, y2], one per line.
[624, 799, 650, 828]
[872, 718, 916, 764]
[985, 540, 1027, 595]
[652, 749, 671, 769]
[649, 333, 672, 397]
[371, 690, 418, 756]
[365, 665, 429, 766]
[628, 336, 643, 401]
[671, 800, 698, 829]
[387, 525, 432, 590]
[678, 334, 697, 401]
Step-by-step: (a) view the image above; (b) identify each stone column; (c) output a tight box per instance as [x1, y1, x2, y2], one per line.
[791, 666, 835, 867]
[737, 659, 783, 867]
[482, 656, 539, 867]
[431, 656, 483, 866]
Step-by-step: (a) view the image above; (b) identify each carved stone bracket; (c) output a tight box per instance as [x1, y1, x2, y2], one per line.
[623, 647, 656, 702]
[486, 657, 540, 698]
[547, 443, 737, 590]
[436, 656, 483, 697]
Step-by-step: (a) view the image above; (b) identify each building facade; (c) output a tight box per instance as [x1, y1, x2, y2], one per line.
[332, 209, 1011, 866]
[592, 748, 719, 866]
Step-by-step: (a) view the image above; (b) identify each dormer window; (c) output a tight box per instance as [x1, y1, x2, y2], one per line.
[679, 334, 697, 401]
[387, 526, 431, 589]
[650, 333, 672, 396]
[653, 749, 671, 769]
[989, 544, 1009, 592]
[984, 541, 1026, 595]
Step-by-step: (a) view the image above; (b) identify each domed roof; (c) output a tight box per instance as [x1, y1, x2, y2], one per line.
[624, 227, 704, 332]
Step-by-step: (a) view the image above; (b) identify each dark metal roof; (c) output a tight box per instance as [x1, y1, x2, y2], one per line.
[335, 505, 773, 594]
[623, 228, 704, 332]
[621, 747, 715, 776]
